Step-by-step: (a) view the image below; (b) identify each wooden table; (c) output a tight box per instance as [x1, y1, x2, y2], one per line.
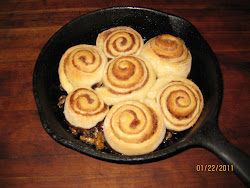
[0, 0, 249, 187]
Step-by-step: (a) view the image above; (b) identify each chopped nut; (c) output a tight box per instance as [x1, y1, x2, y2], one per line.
[95, 139, 105, 150]
[77, 125, 105, 150]
[69, 126, 78, 136]
[57, 95, 67, 108]
[80, 135, 95, 145]
[165, 131, 172, 140]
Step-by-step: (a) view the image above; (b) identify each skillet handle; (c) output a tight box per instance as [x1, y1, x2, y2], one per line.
[195, 120, 250, 186]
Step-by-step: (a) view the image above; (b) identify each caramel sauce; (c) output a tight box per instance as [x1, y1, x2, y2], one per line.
[69, 122, 105, 150]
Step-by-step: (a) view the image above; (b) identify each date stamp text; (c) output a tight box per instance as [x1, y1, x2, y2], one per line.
[196, 165, 233, 172]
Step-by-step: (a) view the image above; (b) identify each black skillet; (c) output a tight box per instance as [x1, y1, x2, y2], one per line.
[33, 7, 250, 185]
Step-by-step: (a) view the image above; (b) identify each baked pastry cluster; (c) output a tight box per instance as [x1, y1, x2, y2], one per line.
[58, 26, 204, 156]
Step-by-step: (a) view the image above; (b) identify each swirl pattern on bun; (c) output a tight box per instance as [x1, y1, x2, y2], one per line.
[147, 76, 204, 131]
[103, 100, 166, 155]
[64, 88, 109, 129]
[96, 26, 144, 59]
[95, 55, 156, 105]
[140, 34, 192, 78]
[58, 44, 107, 93]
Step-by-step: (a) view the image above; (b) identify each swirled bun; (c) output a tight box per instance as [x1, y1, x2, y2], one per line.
[58, 44, 108, 93]
[140, 34, 192, 78]
[64, 88, 109, 129]
[95, 55, 156, 105]
[103, 100, 166, 156]
[147, 76, 204, 132]
[96, 26, 144, 59]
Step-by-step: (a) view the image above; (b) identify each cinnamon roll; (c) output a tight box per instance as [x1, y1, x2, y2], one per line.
[140, 34, 192, 78]
[58, 44, 108, 93]
[103, 100, 166, 156]
[95, 55, 156, 105]
[147, 76, 204, 132]
[64, 88, 109, 129]
[96, 26, 144, 59]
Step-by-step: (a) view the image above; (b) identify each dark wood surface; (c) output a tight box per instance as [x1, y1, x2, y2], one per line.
[0, 0, 249, 187]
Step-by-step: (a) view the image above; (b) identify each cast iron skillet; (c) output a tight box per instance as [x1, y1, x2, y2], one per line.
[33, 7, 250, 185]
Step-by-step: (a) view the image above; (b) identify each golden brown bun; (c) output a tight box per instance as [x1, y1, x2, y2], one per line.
[140, 34, 192, 78]
[103, 100, 166, 156]
[58, 44, 108, 93]
[95, 55, 156, 105]
[64, 88, 109, 129]
[147, 76, 204, 132]
[96, 26, 144, 59]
